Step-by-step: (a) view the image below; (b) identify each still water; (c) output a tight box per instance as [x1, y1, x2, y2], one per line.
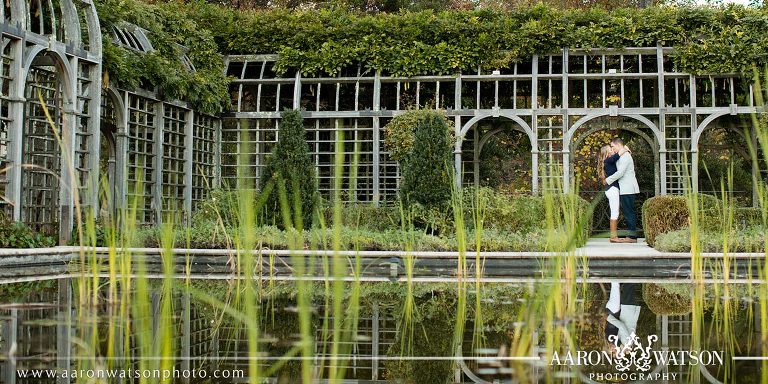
[0, 279, 762, 383]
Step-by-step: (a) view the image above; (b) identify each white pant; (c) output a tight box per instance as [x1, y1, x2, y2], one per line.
[605, 186, 620, 220]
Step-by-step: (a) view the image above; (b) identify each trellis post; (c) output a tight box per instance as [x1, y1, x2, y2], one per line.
[184, 110, 194, 223]
[7, 37, 23, 221]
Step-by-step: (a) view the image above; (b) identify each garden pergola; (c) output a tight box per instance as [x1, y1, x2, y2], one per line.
[224, 48, 760, 202]
[0, 0, 764, 241]
[0, 0, 220, 240]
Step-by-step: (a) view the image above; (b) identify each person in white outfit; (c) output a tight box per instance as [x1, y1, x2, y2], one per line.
[604, 137, 640, 243]
[604, 282, 640, 350]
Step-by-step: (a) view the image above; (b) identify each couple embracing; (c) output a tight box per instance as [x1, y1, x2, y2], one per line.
[599, 137, 639, 244]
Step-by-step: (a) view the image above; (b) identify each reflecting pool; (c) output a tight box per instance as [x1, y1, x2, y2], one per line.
[0, 279, 762, 383]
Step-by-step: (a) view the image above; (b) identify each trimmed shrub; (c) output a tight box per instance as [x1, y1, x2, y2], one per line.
[642, 195, 690, 247]
[398, 111, 454, 210]
[383, 109, 453, 164]
[262, 109, 319, 229]
[644, 193, 763, 247]
[642, 283, 691, 316]
[699, 207, 764, 230]
[654, 226, 765, 253]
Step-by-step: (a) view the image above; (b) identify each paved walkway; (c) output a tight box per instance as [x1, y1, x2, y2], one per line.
[575, 237, 662, 258]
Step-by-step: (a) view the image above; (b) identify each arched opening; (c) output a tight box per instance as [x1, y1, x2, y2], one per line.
[99, 92, 119, 219]
[570, 116, 659, 235]
[460, 117, 534, 192]
[695, 114, 755, 206]
[20, 52, 65, 234]
[27, 0, 64, 39]
[0, 38, 14, 217]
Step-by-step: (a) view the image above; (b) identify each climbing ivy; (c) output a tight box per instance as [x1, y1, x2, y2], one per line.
[184, 3, 768, 77]
[94, 1, 768, 111]
[95, 0, 231, 114]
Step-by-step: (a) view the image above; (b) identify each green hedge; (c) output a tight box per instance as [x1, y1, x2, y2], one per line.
[185, 4, 768, 77]
[641, 193, 744, 247]
[135, 223, 556, 252]
[642, 196, 689, 247]
[654, 226, 765, 253]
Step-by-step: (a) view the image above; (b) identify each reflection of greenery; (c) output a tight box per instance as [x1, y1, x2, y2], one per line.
[0, 280, 57, 302]
[263, 299, 306, 381]
[643, 283, 691, 316]
[384, 292, 456, 384]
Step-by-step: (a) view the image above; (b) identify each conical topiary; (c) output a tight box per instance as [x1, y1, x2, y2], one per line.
[262, 109, 318, 229]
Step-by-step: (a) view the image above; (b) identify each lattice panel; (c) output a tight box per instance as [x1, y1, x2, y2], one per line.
[308, 118, 374, 202]
[192, 114, 217, 210]
[0, 41, 12, 216]
[75, 61, 93, 203]
[378, 117, 399, 203]
[221, 119, 275, 189]
[127, 94, 156, 224]
[161, 104, 186, 220]
[537, 114, 565, 191]
[21, 66, 61, 233]
[665, 114, 693, 195]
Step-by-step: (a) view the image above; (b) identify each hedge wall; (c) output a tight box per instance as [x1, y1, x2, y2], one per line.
[95, 1, 768, 113]
[183, 3, 768, 76]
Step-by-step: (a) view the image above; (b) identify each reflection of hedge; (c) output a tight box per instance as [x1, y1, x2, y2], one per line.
[263, 300, 306, 380]
[642, 283, 691, 316]
[384, 305, 455, 384]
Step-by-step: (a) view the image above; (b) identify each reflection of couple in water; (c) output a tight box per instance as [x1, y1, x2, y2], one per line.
[599, 137, 640, 243]
[604, 282, 640, 354]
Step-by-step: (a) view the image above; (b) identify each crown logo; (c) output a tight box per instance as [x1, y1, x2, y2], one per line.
[608, 332, 659, 372]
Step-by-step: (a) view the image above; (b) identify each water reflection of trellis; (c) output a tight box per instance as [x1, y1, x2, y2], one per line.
[0, 286, 62, 384]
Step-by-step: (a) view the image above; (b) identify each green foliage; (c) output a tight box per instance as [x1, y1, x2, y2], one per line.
[186, 4, 768, 77]
[654, 226, 765, 252]
[0, 280, 58, 302]
[0, 214, 56, 248]
[643, 283, 691, 315]
[383, 110, 453, 163]
[398, 110, 454, 209]
[96, 0, 230, 114]
[464, 187, 592, 243]
[135, 220, 562, 251]
[642, 195, 690, 247]
[191, 188, 244, 227]
[644, 193, 762, 247]
[262, 110, 319, 229]
[322, 204, 401, 231]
